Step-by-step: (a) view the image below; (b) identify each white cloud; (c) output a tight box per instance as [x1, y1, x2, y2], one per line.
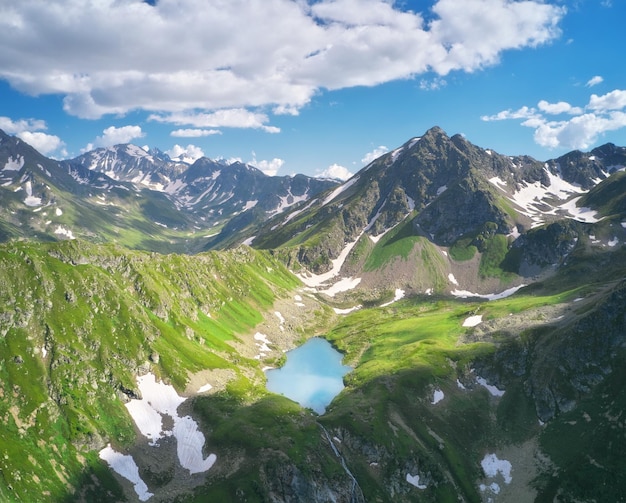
[483, 89, 626, 150]
[317, 163, 354, 181]
[170, 128, 222, 138]
[17, 131, 66, 156]
[532, 112, 626, 150]
[481, 106, 537, 121]
[165, 144, 205, 163]
[0, 116, 47, 134]
[361, 146, 389, 165]
[150, 109, 280, 133]
[588, 90, 626, 112]
[0, 0, 565, 123]
[537, 100, 583, 115]
[586, 75, 603, 87]
[0, 116, 65, 156]
[249, 154, 284, 176]
[91, 125, 145, 148]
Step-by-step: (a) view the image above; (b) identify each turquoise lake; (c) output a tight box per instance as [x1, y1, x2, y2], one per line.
[265, 337, 352, 414]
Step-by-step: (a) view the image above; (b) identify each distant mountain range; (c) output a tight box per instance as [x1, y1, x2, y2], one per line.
[0, 130, 337, 252]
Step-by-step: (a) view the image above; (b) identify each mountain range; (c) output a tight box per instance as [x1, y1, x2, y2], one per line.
[1, 126, 626, 502]
[0, 130, 337, 253]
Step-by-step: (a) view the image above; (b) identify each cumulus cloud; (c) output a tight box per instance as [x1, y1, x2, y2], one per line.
[249, 154, 285, 176]
[537, 100, 583, 115]
[0, 116, 47, 134]
[165, 144, 205, 163]
[482, 89, 626, 150]
[586, 75, 603, 87]
[316, 163, 354, 181]
[0, 0, 565, 124]
[0, 116, 65, 156]
[89, 125, 145, 149]
[588, 90, 626, 111]
[18, 131, 66, 156]
[170, 128, 222, 138]
[361, 146, 389, 165]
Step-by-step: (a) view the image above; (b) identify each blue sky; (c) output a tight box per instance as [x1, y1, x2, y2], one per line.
[1, 0, 624, 180]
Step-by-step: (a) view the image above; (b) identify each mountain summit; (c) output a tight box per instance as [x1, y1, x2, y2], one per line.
[251, 126, 626, 297]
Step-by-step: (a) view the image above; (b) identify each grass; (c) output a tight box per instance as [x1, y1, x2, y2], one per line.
[0, 240, 303, 500]
[363, 216, 420, 271]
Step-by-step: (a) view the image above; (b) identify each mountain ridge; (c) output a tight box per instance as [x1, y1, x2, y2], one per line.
[0, 130, 337, 252]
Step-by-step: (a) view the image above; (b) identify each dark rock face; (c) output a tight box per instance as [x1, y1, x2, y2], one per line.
[506, 221, 580, 276]
[484, 279, 626, 422]
[262, 461, 365, 503]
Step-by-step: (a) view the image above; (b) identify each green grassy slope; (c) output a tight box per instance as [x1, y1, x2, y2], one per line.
[0, 240, 299, 501]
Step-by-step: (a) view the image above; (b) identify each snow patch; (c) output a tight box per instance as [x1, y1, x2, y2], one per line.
[99, 446, 153, 501]
[55, 207, 63, 216]
[462, 315, 483, 327]
[451, 284, 525, 301]
[242, 200, 258, 211]
[54, 226, 75, 240]
[380, 288, 405, 307]
[3, 156, 24, 171]
[431, 389, 444, 405]
[319, 276, 362, 297]
[481, 453, 512, 484]
[480, 482, 501, 495]
[333, 305, 362, 314]
[406, 473, 427, 489]
[121, 373, 217, 474]
[296, 237, 360, 288]
[254, 332, 272, 358]
[448, 273, 459, 286]
[197, 383, 213, 393]
[476, 376, 505, 397]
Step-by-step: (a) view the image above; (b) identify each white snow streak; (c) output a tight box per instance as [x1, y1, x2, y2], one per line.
[99, 446, 153, 501]
[322, 177, 358, 206]
[380, 288, 405, 307]
[476, 376, 505, 397]
[451, 284, 526, 301]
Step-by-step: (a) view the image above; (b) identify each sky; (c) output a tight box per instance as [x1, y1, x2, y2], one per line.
[0, 0, 625, 180]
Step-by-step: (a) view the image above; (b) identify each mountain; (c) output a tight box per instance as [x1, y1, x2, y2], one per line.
[251, 126, 626, 300]
[2, 126, 626, 502]
[0, 132, 337, 252]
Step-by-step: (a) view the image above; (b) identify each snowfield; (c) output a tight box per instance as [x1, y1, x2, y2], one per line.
[99, 372, 217, 498]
